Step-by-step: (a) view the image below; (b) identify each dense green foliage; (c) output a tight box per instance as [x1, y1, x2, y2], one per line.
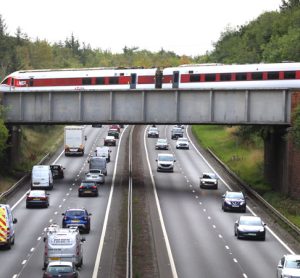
[291, 104, 300, 149]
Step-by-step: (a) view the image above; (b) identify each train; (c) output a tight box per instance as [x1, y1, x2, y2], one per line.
[1, 62, 300, 92]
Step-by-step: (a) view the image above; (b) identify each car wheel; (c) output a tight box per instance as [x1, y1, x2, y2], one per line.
[261, 234, 266, 241]
[237, 232, 241, 239]
[6, 238, 11, 249]
[78, 193, 82, 197]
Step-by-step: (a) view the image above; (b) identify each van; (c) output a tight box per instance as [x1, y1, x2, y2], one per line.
[89, 157, 107, 176]
[43, 224, 85, 269]
[31, 165, 53, 190]
[95, 146, 111, 162]
[0, 204, 17, 249]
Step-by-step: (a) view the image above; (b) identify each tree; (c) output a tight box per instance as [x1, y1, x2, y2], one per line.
[291, 104, 300, 149]
[280, 0, 300, 11]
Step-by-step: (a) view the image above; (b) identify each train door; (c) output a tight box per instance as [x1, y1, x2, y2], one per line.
[130, 73, 136, 89]
[172, 71, 179, 89]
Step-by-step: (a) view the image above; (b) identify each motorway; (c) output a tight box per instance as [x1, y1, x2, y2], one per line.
[0, 125, 297, 278]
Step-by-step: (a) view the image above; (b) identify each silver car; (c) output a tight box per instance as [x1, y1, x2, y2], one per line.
[155, 139, 168, 150]
[277, 254, 300, 278]
[85, 169, 105, 184]
[200, 172, 218, 189]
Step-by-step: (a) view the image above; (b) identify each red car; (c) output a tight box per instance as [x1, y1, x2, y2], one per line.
[109, 125, 121, 132]
[26, 190, 49, 208]
[104, 135, 116, 146]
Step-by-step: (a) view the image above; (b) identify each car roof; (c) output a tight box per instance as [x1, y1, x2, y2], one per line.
[65, 208, 86, 212]
[158, 153, 174, 157]
[29, 190, 46, 195]
[284, 254, 300, 260]
[106, 135, 115, 139]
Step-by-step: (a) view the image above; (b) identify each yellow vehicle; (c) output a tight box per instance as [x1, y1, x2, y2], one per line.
[0, 204, 17, 249]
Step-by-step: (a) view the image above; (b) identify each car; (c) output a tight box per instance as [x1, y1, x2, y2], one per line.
[176, 137, 189, 149]
[109, 124, 121, 132]
[156, 153, 176, 172]
[78, 180, 98, 197]
[277, 254, 300, 278]
[26, 190, 49, 208]
[85, 169, 105, 184]
[50, 164, 65, 179]
[89, 156, 107, 176]
[171, 127, 184, 139]
[108, 129, 119, 139]
[43, 261, 79, 277]
[62, 208, 91, 233]
[104, 135, 116, 146]
[222, 191, 247, 212]
[234, 215, 266, 240]
[200, 172, 218, 189]
[155, 138, 169, 150]
[147, 127, 159, 138]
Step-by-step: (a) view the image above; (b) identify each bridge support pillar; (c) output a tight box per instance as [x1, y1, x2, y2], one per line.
[6, 125, 22, 169]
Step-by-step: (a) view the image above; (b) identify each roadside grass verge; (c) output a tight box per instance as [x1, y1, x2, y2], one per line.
[0, 125, 64, 192]
[192, 125, 300, 228]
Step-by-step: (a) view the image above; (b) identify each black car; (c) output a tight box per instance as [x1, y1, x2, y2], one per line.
[234, 215, 266, 240]
[50, 164, 65, 179]
[222, 191, 247, 212]
[108, 129, 119, 139]
[78, 180, 98, 197]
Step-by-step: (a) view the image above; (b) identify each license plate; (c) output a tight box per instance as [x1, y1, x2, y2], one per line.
[33, 198, 40, 201]
[72, 220, 80, 223]
[70, 148, 77, 151]
[248, 233, 257, 236]
[85, 190, 92, 193]
[50, 257, 60, 261]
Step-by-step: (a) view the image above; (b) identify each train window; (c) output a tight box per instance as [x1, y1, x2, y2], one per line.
[82, 78, 92, 85]
[267, 71, 279, 80]
[205, 74, 216, 82]
[109, 76, 119, 84]
[29, 78, 34, 87]
[2, 78, 9, 85]
[190, 74, 200, 82]
[96, 77, 105, 84]
[252, 72, 263, 80]
[236, 73, 247, 81]
[284, 71, 296, 79]
[220, 73, 231, 81]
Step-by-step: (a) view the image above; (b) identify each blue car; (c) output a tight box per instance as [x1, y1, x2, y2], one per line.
[62, 208, 91, 233]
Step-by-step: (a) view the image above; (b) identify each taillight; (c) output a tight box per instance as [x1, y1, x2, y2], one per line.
[27, 197, 33, 201]
[79, 185, 84, 189]
[92, 186, 97, 189]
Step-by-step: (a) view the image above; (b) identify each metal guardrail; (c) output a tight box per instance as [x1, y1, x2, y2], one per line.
[0, 153, 50, 200]
[207, 148, 300, 237]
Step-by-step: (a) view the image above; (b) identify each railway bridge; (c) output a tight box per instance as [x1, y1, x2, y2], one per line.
[1, 88, 300, 197]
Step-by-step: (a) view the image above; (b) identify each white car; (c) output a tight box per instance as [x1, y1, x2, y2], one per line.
[176, 137, 189, 149]
[155, 139, 168, 150]
[200, 172, 218, 189]
[156, 153, 176, 172]
[277, 254, 300, 278]
[85, 169, 105, 184]
[147, 127, 159, 138]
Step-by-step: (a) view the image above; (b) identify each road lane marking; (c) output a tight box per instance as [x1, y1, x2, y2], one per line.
[92, 125, 128, 278]
[144, 126, 178, 278]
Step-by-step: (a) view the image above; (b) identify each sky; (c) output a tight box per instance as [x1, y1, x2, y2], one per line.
[1, 0, 283, 57]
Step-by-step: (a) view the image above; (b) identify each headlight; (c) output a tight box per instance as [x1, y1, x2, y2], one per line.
[240, 201, 245, 205]
[259, 228, 265, 232]
[225, 200, 231, 205]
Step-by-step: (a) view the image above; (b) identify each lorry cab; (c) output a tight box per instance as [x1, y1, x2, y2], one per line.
[43, 224, 85, 269]
[0, 204, 17, 249]
[31, 165, 54, 190]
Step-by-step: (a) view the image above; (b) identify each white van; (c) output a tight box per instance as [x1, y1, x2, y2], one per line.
[31, 165, 53, 190]
[0, 204, 17, 249]
[95, 146, 111, 162]
[43, 224, 85, 269]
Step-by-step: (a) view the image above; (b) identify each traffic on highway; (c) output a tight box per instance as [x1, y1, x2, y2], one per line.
[0, 124, 298, 278]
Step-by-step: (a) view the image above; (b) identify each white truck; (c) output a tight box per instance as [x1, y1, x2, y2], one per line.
[64, 126, 85, 156]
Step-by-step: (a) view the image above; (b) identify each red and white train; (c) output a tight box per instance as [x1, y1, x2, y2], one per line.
[1, 62, 300, 92]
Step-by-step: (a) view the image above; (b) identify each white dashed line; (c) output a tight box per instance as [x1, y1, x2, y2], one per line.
[37, 236, 42, 241]
[30, 247, 34, 252]
[225, 245, 229, 250]
[22, 260, 27, 265]
[233, 258, 238, 263]
[218, 234, 223, 238]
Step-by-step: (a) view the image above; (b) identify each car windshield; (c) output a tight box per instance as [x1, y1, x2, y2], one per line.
[66, 210, 85, 217]
[178, 138, 187, 142]
[157, 139, 167, 144]
[203, 173, 216, 179]
[89, 170, 101, 174]
[158, 155, 174, 161]
[286, 259, 300, 269]
[149, 128, 158, 132]
[239, 217, 262, 226]
[226, 192, 244, 199]
[48, 265, 73, 274]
